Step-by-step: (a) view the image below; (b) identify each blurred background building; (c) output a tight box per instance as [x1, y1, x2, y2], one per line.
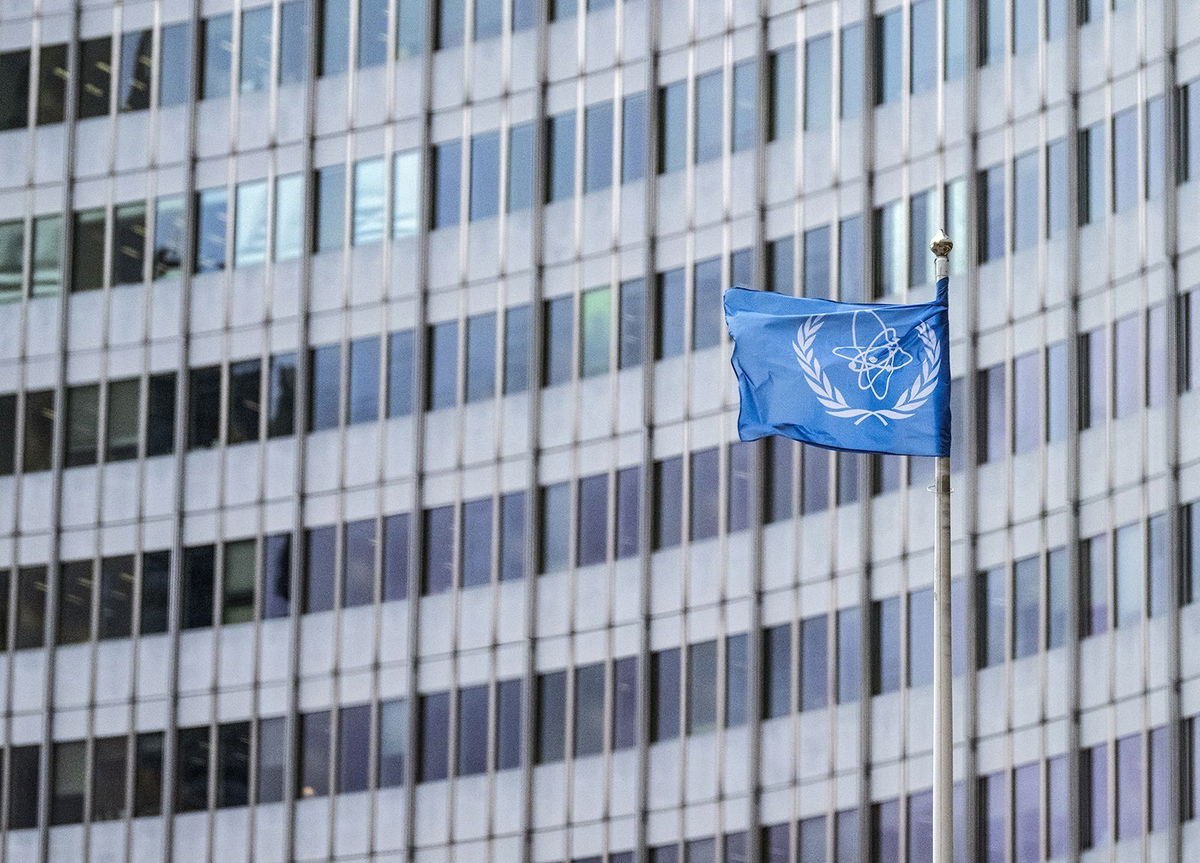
[0, 0, 1198, 860]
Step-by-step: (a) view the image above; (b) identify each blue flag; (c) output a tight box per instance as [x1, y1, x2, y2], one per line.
[724, 280, 951, 457]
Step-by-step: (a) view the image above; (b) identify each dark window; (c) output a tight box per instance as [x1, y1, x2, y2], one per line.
[499, 492, 526, 582]
[188, 365, 221, 449]
[262, 532, 292, 619]
[319, 0, 351, 75]
[770, 46, 797, 139]
[799, 815, 827, 863]
[1012, 556, 1039, 659]
[378, 699, 407, 786]
[872, 800, 900, 863]
[133, 732, 163, 817]
[495, 679, 522, 769]
[762, 624, 791, 719]
[146, 371, 177, 457]
[182, 545, 215, 629]
[0, 220, 22, 303]
[23, 389, 55, 473]
[304, 526, 336, 613]
[194, 188, 228, 273]
[659, 82, 686, 173]
[976, 566, 1005, 668]
[651, 648, 680, 742]
[613, 656, 638, 748]
[257, 716, 286, 803]
[621, 92, 648, 183]
[298, 711, 331, 797]
[874, 11, 901, 105]
[1079, 328, 1107, 430]
[77, 37, 112, 119]
[9, 744, 40, 828]
[835, 808, 859, 863]
[200, 15, 233, 99]
[584, 102, 614, 193]
[348, 337, 381, 424]
[0, 395, 13, 477]
[112, 201, 146, 286]
[871, 597, 900, 694]
[309, 344, 341, 431]
[723, 633, 748, 728]
[91, 736, 128, 821]
[461, 497, 492, 588]
[978, 165, 1005, 263]
[798, 614, 828, 710]
[1046, 547, 1067, 648]
[507, 122, 534, 211]
[976, 364, 1005, 463]
[65, 384, 99, 467]
[387, 331, 414, 417]
[574, 663, 605, 756]
[1081, 744, 1109, 849]
[536, 671, 566, 763]
[427, 321, 459, 410]
[338, 705, 371, 792]
[837, 606, 860, 703]
[56, 560, 92, 645]
[105, 378, 140, 462]
[1081, 532, 1109, 637]
[686, 641, 718, 734]
[267, 353, 296, 438]
[72, 208, 106, 293]
[51, 740, 86, 824]
[0, 50, 30, 130]
[36, 44, 69, 125]
[422, 505, 455, 594]
[216, 722, 250, 808]
[802, 225, 831, 299]
[227, 359, 261, 445]
[457, 686, 489, 774]
[343, 519, 376, 607]
[175, 726, 211, 812]
[98, 555, 134, 640]
[139, 550, 170, 635]
[1079, 123, 1105, 226]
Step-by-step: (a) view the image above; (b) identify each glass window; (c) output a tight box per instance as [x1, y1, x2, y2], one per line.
[689, 448, 719, 541]
[470, 132, 501, 220]
[347, 336, 380, 424]
[0, 50, 30, 130]
[839, 215, 864, 301]
[802, 225, 831, 298]
[511, 0, 535, 28]
[456, 685, 488, 774]
[151, 195, 184, 280]
[398, 0, 427, 58]
[546, 112, 576, 202]
[0, 395, 13, 476]
[540, 482, 569, 573]
[872, 597, 900, 694]
[874, 200, 903, 297]
[802, 446, 829, 514]
[233, 180, 268, 268]
[726, 441, 753, 532]
[766, 237, 793, 294]
[499, 491, 526, 581]
[1079, 123, 1105, 225]
[32, 214, 64, 296]
[1114, 521, 1143, 627]
[1149, 724, 1170, 831]
[800, 815, 827, 863]
[872, 800, 900, 863]
[65, 383, 99, 467]
[725, 632, 748, 727]
[309, 344, 341, 431]
[315, 164, 346, 253]
[656, 267, 685, 359]
[835, 808, 859, 863]
[536, 671, 567, 763]
[907, 588, 932, 687]
[1113, 313, 1141, 418]
[692, 257, 722, 350]
[319, 0, 351, 75]
[1011, 350, 1040, 454]
[386, 330, 414, 417]
[14, 565, 47, 649]
[977, 164, 1005, 263]
[1080, 328, 1107, 430]
[1185, 82, 1200, 184]
[768, 47, 795, 141]
[437, 0, 465, 48]
[422, 505, 454, 593]
[353, 157, 386, 245]
[383, 513, 409, 600]
[51, 740, 86, 824]
[1046, 0, 1066, 37]
[475, 0, 503, 40]
[1146, 96, 1164, 200]
[1149, 513, 1168, 616]
[1081, 533, 1109, 637]
[117, 31, 152, 113]
[507, 122, 534, 211]
[1010, 150, 1039, 253]
[910, 0, 935, 94]
[618, 278, 645, 369]
[976, 363, 1005, 463]
[615, 465, 640, 559]
[1113, 108, 1137, 214]
[1046, 341, 1067, 442]
[304, 525, 336, 613]
[653, 455, 683, 549]
[803, 37, 831, 132]
[907, 190, 933, 288]
[157, 24, 191, 108]
[1115, 733, 1142, 840]
[503, 305, 531, 393]
[874, 11, 901, 105]
[272, 173, 304, 262]
[584, 102, 613, 193]
[358, 0, 389, 66]
[1046, 138, 1068, 237]
[495, 679, 522, 769]
[1082, 744, 1109, 849]
[651, 648, 681, 742]
[266, 352, 296, 438]
[257, 717, 286, 803]
[22, 389, 54, 473]
[36, 44, 69, 125]
[976, 566, 1005, 668]
[392, 149, 420, 238]
[298, 710, 331, 796]
[91, 735, 128, 821]
[694, 71, 722, 163]
[836, 452, 859, 505]
[181, 544, 216, 629]
[577, 474, 608, 567]
[240, 7, 272, 93]
[1046, 546, 1067, 648]
[139, 550, 170, 635]
[279, 1, 310, 85]
[622, 92, 648, 183]
[612, 656, 638, 748]
[378, 699, 407, 786]
[837, 606, 860, 703]
[574, 663, 605, 755]
[77, 37, 112, 119]
[659, 82, 686, 173]
[8, 745, 40, 827]
[550, 0, 576, 20]
[338, 704, 371, 792]
[1010, 556, 1040, 659]
[343, 518, 376, 606]
[98, 554, 134, 639]
[543, 295, 574, 386]
[465, 313, 497, 402]
[72, 208, 106, 292]
[580, 286, 611, 378]
[175, 725, 211, 811]
[765, 436, 795, 523]
[978, 772, 1006, 863]
[432, 140, 462, 228]
[762, 624, 791, 718]
[262, 532, 292, 619]
[195, 188, 228, 273]
[201, 15, 233, 99]
[840, 24, 864, 119]
[1148, 304, 1166, 407]
[56, 560, 93, 645]
[112, 201, 146, 286]
[461, 497, 491, 588]
[217, 721, 250, 807]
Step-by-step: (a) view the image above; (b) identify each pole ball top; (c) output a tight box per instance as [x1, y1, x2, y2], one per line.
[930, 230, 953, 258]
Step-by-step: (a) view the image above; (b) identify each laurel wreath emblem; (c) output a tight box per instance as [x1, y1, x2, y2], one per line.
[791, 316, 941, 426]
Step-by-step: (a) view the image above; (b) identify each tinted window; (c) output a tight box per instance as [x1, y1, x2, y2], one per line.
[348, 336, 381, 424]
[57, 564, 95, 645]
[659, 82, 686, 173]
[651, 648, 680, 741]
[217, 722, 251, 807]
[622, 92, 647, 183]
[547, 112, 576, 202]
[298, 711, 331, 796]
[338, 705, 371, 792]
[457, 686, 489, 774]
[201, 15, 233, 99]
[762, 624, 791, 718]
[466, 313, 497, 402]
[279, 1, 310, 85]
[461, 497, 492, 587]
[240, 7, 272, 93]
[98, 554, 135, 639]
[470, 132, 501, 220]
[574, 664, 605, 755]
[499, 492, 526, 582]
[769, 47, 796, 139]
[194, 188, 228, 273]
[309, 344, 341, 431]
[319, 0, 351, 75]
[175, 726, 211, 811]
[536, 671, 567, 762]
[92, 736, 128, 821]
[584, 102, 613, 193]
[343, 518, 376, 607]
[112, 202, 147, 286]
[257, 717, 287, 803]
[267, 353, 297, 438]
[613, 656, 638, 748]
[387, 330, 414, 416]
[507, 122, 534, 211]
[51, 740, 86, 824]
[262, 532, 292, 619]
[359, 0, 389, 66]
[227, 359, 261, 445]
[840, 24, 864, 119]
[694, 71, 722, 163]
[656, 268, 685, 359]
[0, 50, 30, 130]
[36, 44, 68, 125]
[692, 257, 722, 350]
[427, 320, 458, 409]
[383, 513, 410, 600]
[139, 551, 170, 635]
[77, 37, 112, 119]
[315, 164, 346, 252]
[422, 505, 454, 594]
[72, 208, 106, 292]
[495, 679, 522, 769]
[304, 526, 336, 613]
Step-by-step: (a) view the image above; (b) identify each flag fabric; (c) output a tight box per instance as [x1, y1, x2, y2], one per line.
[724, 278, 951, 457]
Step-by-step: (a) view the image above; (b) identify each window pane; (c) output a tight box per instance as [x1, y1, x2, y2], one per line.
[262, 532, 292, 619]
[540, 482, 570, 573]
[240, 7, 272, 93]
[338, 705, 371, 792]
[201, 15, 233, 99]
[91, 736, 128, 821]
[359, 0, 389, 66]
[659, 82, 686, 173]
[398, 0, 427, 59]
[392, 149, 420, 238]
[976, 364, 1005, 463]
[57, 560, 93, 645]
[266, 352, 296, 438]
[1146, 96, 1164, 200]
[182, 545, 216, 629]
[907, 588, 932, 686]
[725, 633, 748, 727]
[457, 686, 489, 774]
[461, 498, 492, 588]
[837, 606, 860, 703]
[382, 513, 409, 600]
[577, 474, 608, 567]
[769, 47, 795, 140]
[507, 122, 534, 211]
[0, 395, 13, 476]
[1082, 745, 1109, 848]
[978, 165, 1005, 263]
[1149, 725, 1170, 831]
[1047, 138, 1068, 237]
[152, 195, 185, 280]
[618, 278, 645, 369]
[1046, 546, 1067, 648]
[872, 800, 900, 863]
[653, 456, 683, 549]
[466, 313, 497, 402]
[175, 726, 211, 811]
[580, 286, 612, 377]
[762, 624, 791, 718]
[1011, 556, 1039, 659]
[872, 597, 900, 694]
[304, 526, 336, 613]
[0, 50, 30, 130]
[1115, 733, 1142, 840]
[98, 554, 134, 639]
[51, 740, 86, 824]
[622, 92, 647, 183]
[584, 102, 613, 193]
[309, 344, 341, 431]
[475, 0, 503, 39]
[613, 656, 638, 748]
[386, 330, 414, 417]
[112, 201, 147, 286]
[499, 491, 526, 582]
[874, 200, 904, 296]
[432, 141, 462, 228]
[536, 671, 567, 762]
[503, 305, 531, 393]
[194, 188, 228, 273]
[496, 679, 523, 769]
[32, 214, 64, 296]
[689, 448, 720, 541]
[574, 663, 605, 755]
[800, 815, 827, 863]
[1113, 314, 1141, 418]
[139, 551, 170, 635]
[976, 566, 1005, 668]
[1149, 513, 1168, 616]
[14, 566, 46, 649]
[874, 11, 901, 105]
[319, 0, 351, 75]
[77, 37, 112, 119]
[158, 24, 191, 107]
[692, 257, 722, 350]
[469, 132, 501, 220]
[835, 808, 859, 863]
[22, 389, 54, 473]
[910, 0, 935, 93]
[656, 268, 685, 359]
[343, 518, 376, 606]
[802, 445, 829, 513]
[72, 208, 106, 292]
[315, 164, 345, 253]
[269, 173, 304, 262]
[1079, 123, 1105, 226]
[298, 711, 331, 796]
[841, 24, 864, 119]
[352, 157, 386, 246]
[615, 465, 640, 559]
[257, 717, 287, 803]
[422, 505, 454, 593]
[1082, 533, 1109, 637]
[36, 44, 68, 125]
[695, 71, 722, 163]
[227, 358, 261, 445]
[279, 1, 310, 84]
[547, 112, 576, 202]
[651, 648, 680, 742]
[804, 37, 830, 131]
[8, 745, 40, 828]
[1114, 522, 1143, 627]
[1113, 108, 1138, 214]
[66, 384, 99, 467]
[217, 721, 250, 807]
[838, 215, 863, 302]
[801, 225, 831, 299]
[543, 295, 574, 386]
[348, 336, 381, 424]
[378, 699, 408, 785]
[437, 0, 465, 48]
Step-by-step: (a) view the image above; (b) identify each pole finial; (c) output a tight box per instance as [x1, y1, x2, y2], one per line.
[930, 230, 953, 259]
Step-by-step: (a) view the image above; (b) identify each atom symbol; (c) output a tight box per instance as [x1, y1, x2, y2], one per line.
[830, 309, 913, 400]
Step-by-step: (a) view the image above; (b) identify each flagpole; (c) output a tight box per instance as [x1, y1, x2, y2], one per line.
[930, 230, 954, 863]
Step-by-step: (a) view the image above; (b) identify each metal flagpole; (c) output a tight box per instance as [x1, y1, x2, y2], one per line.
[930, 230, 954, 863]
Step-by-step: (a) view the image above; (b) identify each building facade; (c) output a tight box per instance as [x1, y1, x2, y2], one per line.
[0, 0, 1199, 860]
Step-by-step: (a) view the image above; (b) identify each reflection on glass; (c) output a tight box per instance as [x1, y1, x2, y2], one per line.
[234, 180, 268, 268]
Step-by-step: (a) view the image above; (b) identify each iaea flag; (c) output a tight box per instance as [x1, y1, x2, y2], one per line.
[724, 280, 951, 457]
